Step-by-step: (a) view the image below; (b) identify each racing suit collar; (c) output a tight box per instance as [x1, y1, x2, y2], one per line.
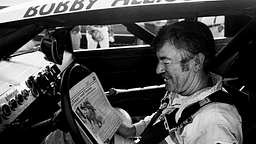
[162, 72, 223, 122]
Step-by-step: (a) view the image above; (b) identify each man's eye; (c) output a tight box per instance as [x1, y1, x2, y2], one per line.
[163, 59, 171, 64]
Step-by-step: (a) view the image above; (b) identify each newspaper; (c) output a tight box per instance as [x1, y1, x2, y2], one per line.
[69, 72, 123, 144]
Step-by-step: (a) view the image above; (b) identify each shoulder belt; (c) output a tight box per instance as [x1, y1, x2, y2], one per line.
[138, 88, 235, 144]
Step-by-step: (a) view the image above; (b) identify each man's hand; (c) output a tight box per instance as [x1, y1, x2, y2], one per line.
[117, 123, 136, 138]
[109, 36, 115, 43]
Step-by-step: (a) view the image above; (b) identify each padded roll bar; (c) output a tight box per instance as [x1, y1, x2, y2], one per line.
[212, 16, 256, 71]
[0, 24, 43, 60]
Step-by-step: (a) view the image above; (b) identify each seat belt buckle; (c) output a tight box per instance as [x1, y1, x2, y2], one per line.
[164, 116, 175, 134]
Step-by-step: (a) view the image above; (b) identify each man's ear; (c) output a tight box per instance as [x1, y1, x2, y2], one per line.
[193, 53, 205, 72]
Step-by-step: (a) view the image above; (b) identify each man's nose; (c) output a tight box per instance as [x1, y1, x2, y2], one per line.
[156, 62, 165, 74]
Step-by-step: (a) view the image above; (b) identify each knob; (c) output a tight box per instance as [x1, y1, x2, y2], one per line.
[15, 93, 24, 105]
[25, 76, 35, 89]
[31, 88, 39, 98]
[36, 72, 50, 91]
[21, 89, 29, 100]
[9, 99, 18, 111]
[50, 64, 60, 77]
[1, 103, 11, 119]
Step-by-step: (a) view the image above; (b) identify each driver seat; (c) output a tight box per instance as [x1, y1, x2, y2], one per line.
[238, 43, 256, 144]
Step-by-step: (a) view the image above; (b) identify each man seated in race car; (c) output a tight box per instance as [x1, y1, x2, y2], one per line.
[42, 20, 243, 144]
[116, 20, 243, 144]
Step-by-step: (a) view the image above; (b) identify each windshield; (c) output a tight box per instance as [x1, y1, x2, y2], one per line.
[13, 15, 225, 56]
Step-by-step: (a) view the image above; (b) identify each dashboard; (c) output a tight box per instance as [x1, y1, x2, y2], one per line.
[0, 51, 73, 142]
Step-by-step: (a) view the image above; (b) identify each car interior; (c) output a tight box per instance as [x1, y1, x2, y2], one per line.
[0, 1, 256, 143]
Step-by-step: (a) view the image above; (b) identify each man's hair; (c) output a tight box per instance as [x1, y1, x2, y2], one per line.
[151, 20, 216, 71]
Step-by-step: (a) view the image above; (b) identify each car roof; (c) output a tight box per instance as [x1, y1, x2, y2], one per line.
[0, 0, 255, 28]
[0, 0, 256, 67]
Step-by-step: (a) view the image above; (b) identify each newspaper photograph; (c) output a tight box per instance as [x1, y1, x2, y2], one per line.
[69, 72, 123, 143]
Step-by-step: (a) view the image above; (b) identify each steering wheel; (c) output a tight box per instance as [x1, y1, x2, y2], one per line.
[60, 63, 95, 144]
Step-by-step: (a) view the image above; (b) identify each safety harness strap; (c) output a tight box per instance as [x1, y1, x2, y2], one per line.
[138, 88, 234, 144]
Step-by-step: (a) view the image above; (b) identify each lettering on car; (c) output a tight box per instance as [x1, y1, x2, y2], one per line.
[23, 0, 212, 18]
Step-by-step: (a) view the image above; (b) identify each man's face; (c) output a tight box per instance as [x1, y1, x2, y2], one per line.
[156, 43, 195, 94]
